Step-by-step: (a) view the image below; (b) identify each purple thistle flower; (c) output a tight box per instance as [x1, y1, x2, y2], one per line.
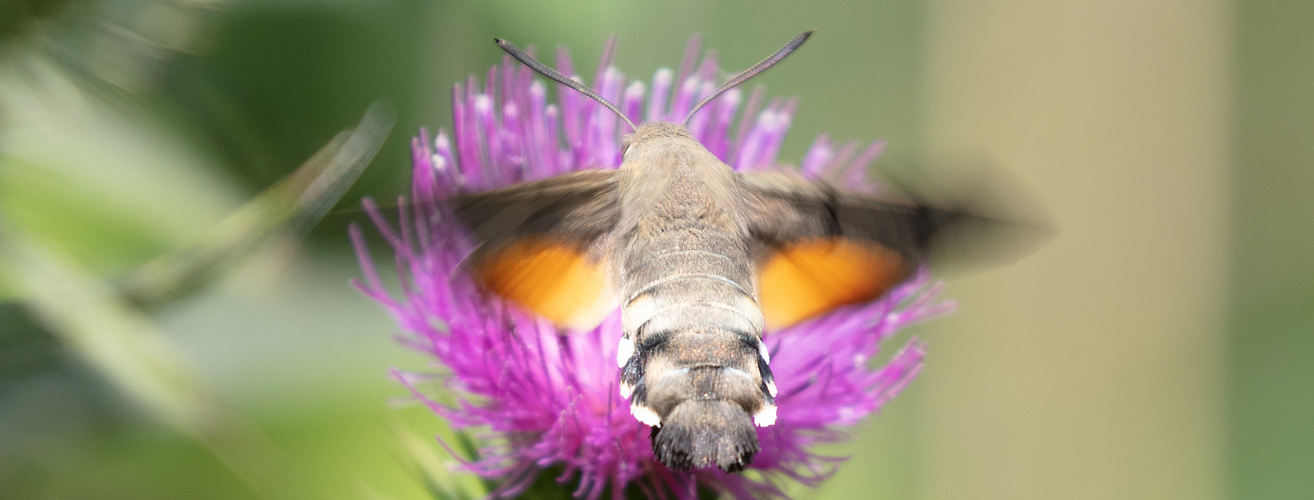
[350, 36, 954, 500]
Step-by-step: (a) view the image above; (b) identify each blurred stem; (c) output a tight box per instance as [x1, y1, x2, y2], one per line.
[387, 417, 488, 500]
[120, 102, 394, 307]
[0, 219, 304, 499]
[0, 103, 393, 499]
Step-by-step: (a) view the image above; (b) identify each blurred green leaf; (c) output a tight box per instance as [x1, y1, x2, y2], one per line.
[6, 0, 216, 101]
[0, 219, 307, 499]
[389, 419, 486, 500]
[0, 159, 179, 278]
[0, 0, 74, 42]
[120, 102, 394, 307]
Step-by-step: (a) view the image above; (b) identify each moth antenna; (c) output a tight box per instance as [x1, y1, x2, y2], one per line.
[495, 38, 638, 132]
[683, 30, 814, 126]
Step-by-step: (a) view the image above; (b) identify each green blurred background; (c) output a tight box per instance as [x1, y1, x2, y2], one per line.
[1, 0, 1309, 498]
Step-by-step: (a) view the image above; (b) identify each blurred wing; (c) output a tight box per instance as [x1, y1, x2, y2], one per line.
[741, 171, 961, 329]
[455, 169, 621, 328]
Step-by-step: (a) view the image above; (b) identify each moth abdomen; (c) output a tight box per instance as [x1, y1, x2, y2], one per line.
[615, 240, 778, 471]
[651, 397, 760, 472]
[642, 360, 766, 472]
[620, 308, 776, 471]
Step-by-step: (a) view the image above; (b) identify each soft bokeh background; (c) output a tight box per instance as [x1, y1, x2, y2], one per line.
[1, 0, 1309, 498]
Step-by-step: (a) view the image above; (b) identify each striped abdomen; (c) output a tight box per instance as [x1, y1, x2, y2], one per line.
[617, 232, 777, 472]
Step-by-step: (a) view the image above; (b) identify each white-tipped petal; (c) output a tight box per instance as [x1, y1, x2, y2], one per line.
[616, 336, 635, 368]
[630, 404, 662, 427]
[754, 404, 778, 427]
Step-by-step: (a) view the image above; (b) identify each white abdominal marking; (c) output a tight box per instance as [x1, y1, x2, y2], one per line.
[631, 403, 662, 427]
[625, 270, 750, 302]
[616, 336, 635, 368]
[754, 403, 778, 427]
[621, 294, 657, 334]
[722, 366, 753, 382]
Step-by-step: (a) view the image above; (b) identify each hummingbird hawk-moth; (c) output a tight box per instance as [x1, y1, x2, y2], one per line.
[454, 31, 1017, 472]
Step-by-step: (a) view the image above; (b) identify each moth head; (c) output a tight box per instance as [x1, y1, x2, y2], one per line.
[620, 122, 701, 161]
[620, 132, 635, 161]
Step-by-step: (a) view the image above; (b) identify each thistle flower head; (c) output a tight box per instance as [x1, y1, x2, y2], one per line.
[351, 36, 953, 499]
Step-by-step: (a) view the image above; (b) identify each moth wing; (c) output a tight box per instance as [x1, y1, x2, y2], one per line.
[740, 171, 962, 329]
[455, 169, 621, 329]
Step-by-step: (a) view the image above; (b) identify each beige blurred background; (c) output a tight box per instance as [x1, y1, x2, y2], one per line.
[2, 1, 1309, 499]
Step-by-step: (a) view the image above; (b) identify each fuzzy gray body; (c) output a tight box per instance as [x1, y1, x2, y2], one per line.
[460, 30, 1034, 474]
[455, 120, 985, 472]
[612, 122, 773, 471]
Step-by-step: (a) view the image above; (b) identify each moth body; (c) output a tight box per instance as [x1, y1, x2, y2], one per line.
[613, 122, 773, 471]
[456, 32, 1032, 473]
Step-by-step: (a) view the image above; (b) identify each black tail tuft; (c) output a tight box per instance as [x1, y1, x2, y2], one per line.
[650, 400, 759, 472]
